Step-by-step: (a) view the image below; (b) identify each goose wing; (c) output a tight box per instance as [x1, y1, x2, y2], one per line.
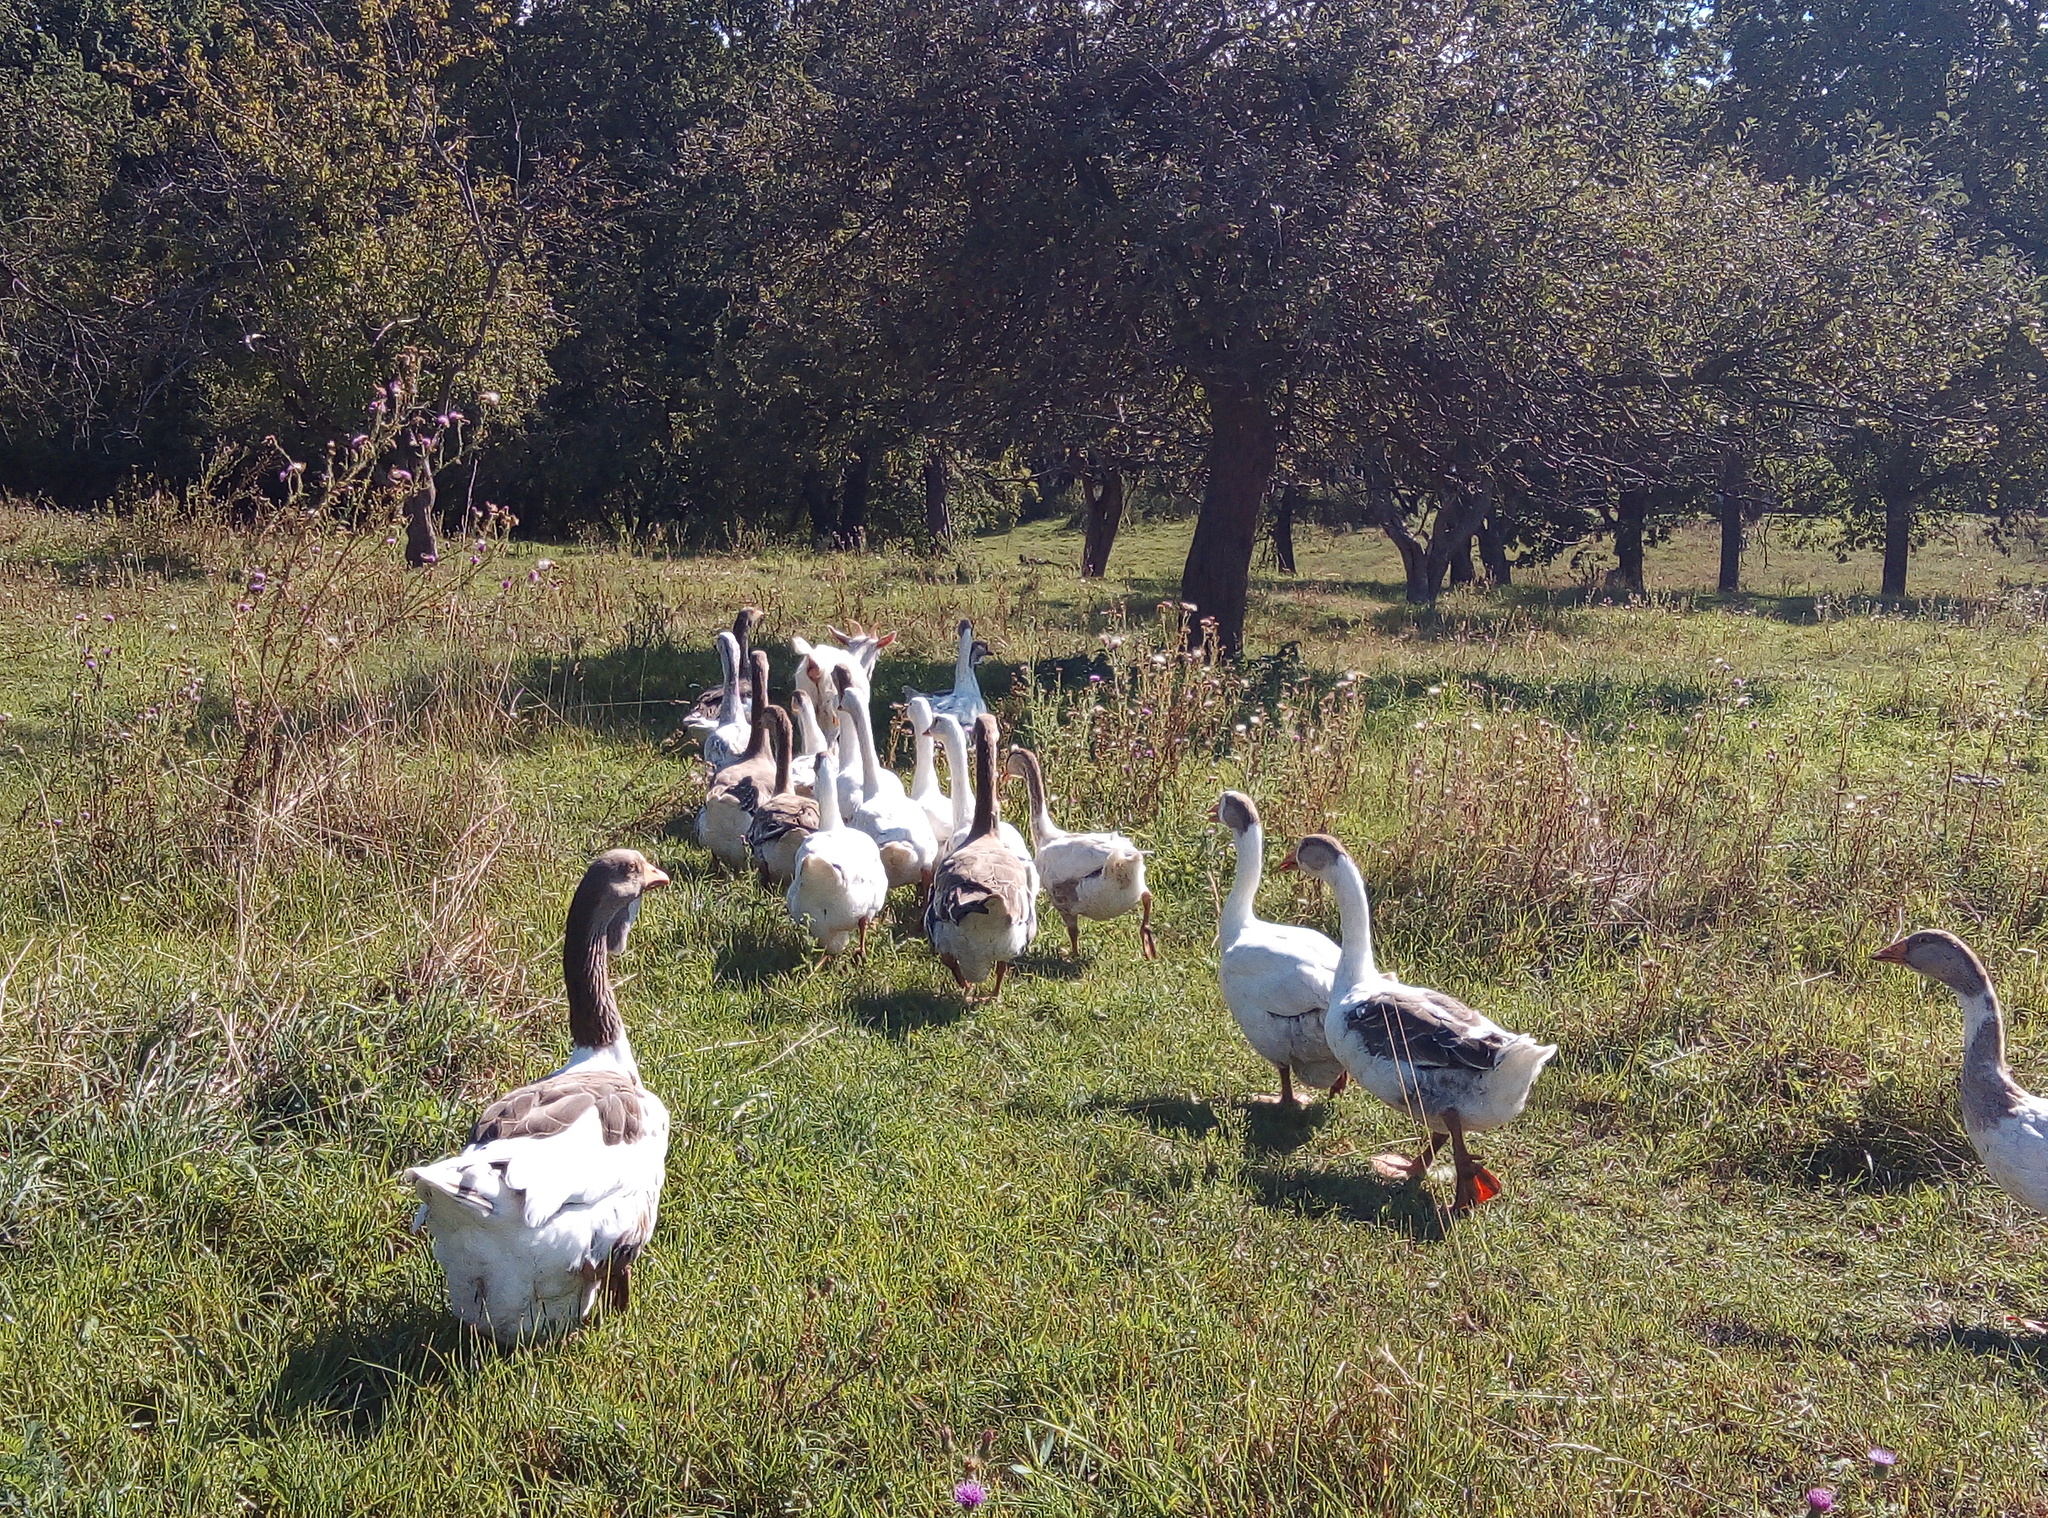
[748, 794, 818, 848]
[1336, 985, 1510, 1070]
[472, 1068, 651, 1147]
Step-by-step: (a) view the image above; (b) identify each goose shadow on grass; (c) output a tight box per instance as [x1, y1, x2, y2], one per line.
[841, 985, 966, 1037]
[1915, 1323, 2048, 1380]
[259, 1296, 479, 1438]
[1101, 1092, 1448, 1240]
[713, 920, 811, 988]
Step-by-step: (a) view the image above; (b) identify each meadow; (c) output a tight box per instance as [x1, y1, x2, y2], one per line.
[3, 495, 2048, 1516]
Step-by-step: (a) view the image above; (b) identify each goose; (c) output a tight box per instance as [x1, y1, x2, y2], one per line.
[1212, 791, 1348, 1106]
[906, 697, 956, 844]
[406, 849, 671, 1342]
[746, 705, 818, 888]
[1285, 833, 1555, 1209]
[925, 713, 1038, 999]
[683, 608, 761, 732]
[694, 630, 752, 772]
[837, 667, 939, 891]
[904, 619, 991, 724]
[1008, 746, 1155, 960]
[695, 650, 774, 872]
[794, 623, 894, 742]
[929, 712, 1030, 863]
[827, 668, 906, 822]
[788, 689, 828, 798]
[1874, 929, 2048, 1214]
[786, 741, 889, 958]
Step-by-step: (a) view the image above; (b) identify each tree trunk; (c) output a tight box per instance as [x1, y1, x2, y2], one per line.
[1477, 513, 1511, 586]
[1080, 465, 1125, 579]
[1364, 471, 1432, 603]
[1179, 383, 1277, 656]
[1272, 482, 1299, 575]
[1715, 454, 1746, 594]
[1422, 471, 1492, 598]
[839, 448, 873, 550]
[805, 465, 838, 550]
[1880, 442, 1921, 599]
[1448, 533, 1476, 586]
[1606, 487, 1648, 599]
[393, 440, 438, 568]
[923, 445, 954, 545]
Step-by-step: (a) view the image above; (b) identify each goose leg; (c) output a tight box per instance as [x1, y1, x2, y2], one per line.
[1447, 1110, 1502, 1210]
[1063, 912, 1080, 958]
[1327, 1072, 1349, 1098]
[1277, 1064, 1297, 1108]
[991, 961, 1009, 999]
[1138, 890, 1157, 959]
[1372, 1129, 1442, 1182]
[941, 953, 974, 995]
[857, 916, 871, 960]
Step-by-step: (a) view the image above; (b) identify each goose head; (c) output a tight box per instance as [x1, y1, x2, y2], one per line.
[907, 695, 936, 735]
[957, 619, 992, 666]
[572, 848, 672, 956]
[1874, 928, 1991, 997]
[1210, 790, 1260, 837]
[1274, 833, 1347, 879]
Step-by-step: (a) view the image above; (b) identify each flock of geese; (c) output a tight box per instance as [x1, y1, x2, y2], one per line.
[405, 611, 2048, 1345]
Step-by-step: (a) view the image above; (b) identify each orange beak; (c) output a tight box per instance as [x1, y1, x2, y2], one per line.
[1872, 939, 1909, 965]
[646, 868, 672, 890]
[1275, 850, 1300, 873]
[1206, 801, 1221, 822]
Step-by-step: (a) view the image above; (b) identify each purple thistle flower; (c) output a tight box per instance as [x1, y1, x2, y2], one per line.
[1806, 1491, 1834, 1514]
[953, 1481, 987, 1511]
[469, 554, 481, 565]
[389, 468, 413, 484]
[499, 578, 511, 590]
[350, 433, 370, 449]
[1868, 1447, 1897, 1467]
[420, 553, 438, 565]
[235, 602, 251, 614]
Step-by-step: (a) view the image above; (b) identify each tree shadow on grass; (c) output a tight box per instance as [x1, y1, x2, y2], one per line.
[841, 985, 965, 1037]
[259, 1296, 480, 1438]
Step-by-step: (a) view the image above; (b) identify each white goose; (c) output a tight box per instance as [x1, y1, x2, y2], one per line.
[837, 668, 939, 891]
[904, 619, 991, 724]
[1008, 746, 1155, 960]
[746, 705, 818, 889]
[905, 697, 956, 844]
[786, 742, 889, 958]
[1287, 833, 1555, 1209]
[406, 849, 671, 1342]
[788, 689, 828, 798]
[695, 650, 773, 871]
[1874, 929, 2048, 1214]
[929, 711, 1030, 863]
[1213, 791, 1347, 1106]
[683, 608, 760, 734]
[925, 714, 1038, 999]
[794, 623, 893, 745]
[695, 629, 751, 772]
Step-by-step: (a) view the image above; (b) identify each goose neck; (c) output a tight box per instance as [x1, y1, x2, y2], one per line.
[1014, 749, 1058, 848]
[564, 893, 628, 1052]
[969, 722, 998, 840]
[1324, 855, 1379, 996]
[813, 750, 843, 831]
[941, 726, 970, 835]
[846, 689, 884, 800]
[911, 726, 937, 796]
[1220, 823, 1264, 942]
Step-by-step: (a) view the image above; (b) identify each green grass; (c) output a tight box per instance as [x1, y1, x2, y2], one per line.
[3, 499, 2048, 1515]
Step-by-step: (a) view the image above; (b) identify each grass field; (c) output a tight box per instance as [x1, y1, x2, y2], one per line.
[4, 496, 2048, 1516]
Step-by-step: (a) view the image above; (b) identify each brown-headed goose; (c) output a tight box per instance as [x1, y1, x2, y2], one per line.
[1874, 929, 2048, 1214]
[407, 849, 671, 1342]
[695, 650, 774, 871]
[1007, 746, 1155, 960]
[1213, 791, 1347, 1106]
[925, 714, 1038, 1000]
[746, 705, 818, 888]
[1285, 833, 1555, 1209]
